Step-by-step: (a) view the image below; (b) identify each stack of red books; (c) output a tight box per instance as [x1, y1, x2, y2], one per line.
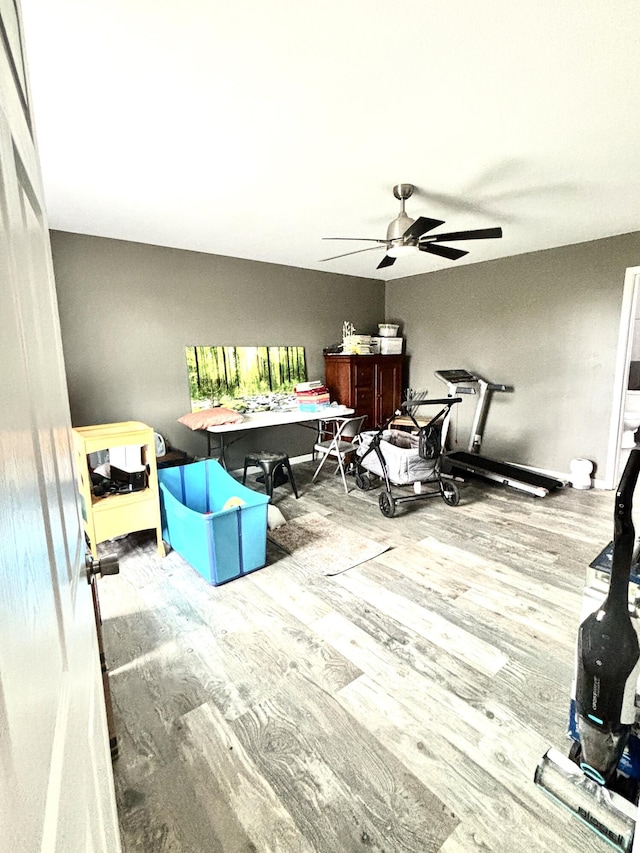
[295, 381, 331, 412]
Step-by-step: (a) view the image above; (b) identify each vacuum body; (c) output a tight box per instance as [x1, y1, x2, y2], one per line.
[575, 443, 640, 784]
[535, 448, 640, 851]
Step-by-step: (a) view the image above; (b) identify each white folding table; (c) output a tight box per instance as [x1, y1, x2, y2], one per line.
[204, 405, 355, 467]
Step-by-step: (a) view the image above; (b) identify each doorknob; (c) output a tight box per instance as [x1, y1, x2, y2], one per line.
[85, 553, 119, 583]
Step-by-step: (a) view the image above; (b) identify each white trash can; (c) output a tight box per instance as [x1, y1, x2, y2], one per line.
[569, 458, 593, 490]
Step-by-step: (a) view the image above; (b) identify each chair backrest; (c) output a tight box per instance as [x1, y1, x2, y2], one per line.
[335, 415, 367, 442]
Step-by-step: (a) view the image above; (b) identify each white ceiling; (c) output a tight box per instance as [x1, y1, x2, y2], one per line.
[19, 0, 640, 281]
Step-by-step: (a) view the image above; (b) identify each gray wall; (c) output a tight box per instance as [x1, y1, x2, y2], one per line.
[51, 229, 640, 482]
[386, 231, 640, 481]
[50, 232, 384, 468]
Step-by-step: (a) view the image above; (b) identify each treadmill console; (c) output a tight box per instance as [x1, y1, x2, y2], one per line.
[435, 369, 478, 384]
[434, 369, 479, 394]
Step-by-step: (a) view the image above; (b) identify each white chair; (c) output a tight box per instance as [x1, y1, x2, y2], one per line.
[312, 417, 337, 461]
[311, 415, 367, 493]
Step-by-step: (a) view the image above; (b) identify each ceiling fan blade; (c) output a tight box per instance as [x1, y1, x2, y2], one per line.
[320, 244, 387, 262]
[377, 255, 396, 269]
[419, 243, 468, 261]
[421, 227, 503, 243]
[322, 237, 387, 243]
[402, 216, 445, 240]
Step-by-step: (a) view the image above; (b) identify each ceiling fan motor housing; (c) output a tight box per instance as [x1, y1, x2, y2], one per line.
[388, 184, 416, 244]
[386, 212, 416, 243]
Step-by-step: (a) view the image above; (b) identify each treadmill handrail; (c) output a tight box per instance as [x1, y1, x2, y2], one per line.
[402, 397, 462, 408]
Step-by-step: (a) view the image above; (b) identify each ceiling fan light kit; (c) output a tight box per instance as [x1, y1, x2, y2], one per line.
[320, 183, 503, 271]
[387, 243, 419, 258]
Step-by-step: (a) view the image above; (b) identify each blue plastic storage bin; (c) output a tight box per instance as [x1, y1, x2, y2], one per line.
[158, 459, 269, 585]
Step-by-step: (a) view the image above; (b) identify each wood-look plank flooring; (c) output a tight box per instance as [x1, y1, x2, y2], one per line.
[98, 461, 619, 852]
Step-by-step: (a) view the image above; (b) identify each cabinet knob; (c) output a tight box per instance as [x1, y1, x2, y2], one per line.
[85, 553, 120, 583]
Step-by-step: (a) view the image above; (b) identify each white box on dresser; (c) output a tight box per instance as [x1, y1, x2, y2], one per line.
[380, 337, 403, 354]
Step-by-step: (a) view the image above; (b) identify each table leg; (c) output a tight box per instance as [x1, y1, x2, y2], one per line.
[207, 431, 227, 468]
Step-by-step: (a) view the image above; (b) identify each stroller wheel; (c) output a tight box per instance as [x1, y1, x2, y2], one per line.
[355, 472, 372, 491]
[379, 491, 396, 518]
[441, 480, 460, 507]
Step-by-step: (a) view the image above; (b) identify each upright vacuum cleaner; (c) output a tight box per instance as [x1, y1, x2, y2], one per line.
[535, 448, 640, 852]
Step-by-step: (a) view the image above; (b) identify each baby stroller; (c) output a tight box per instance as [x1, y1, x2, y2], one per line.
[354, 396, 462, 517]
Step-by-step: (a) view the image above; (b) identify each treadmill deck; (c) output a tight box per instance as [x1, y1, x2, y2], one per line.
[446, 450, 565, 497]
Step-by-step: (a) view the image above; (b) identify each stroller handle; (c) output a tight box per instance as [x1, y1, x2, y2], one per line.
[401, 397, 462, 410]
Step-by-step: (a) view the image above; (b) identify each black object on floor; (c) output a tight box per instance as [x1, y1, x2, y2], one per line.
[157, 450, 192, 469]
[256, 468, 289, 488]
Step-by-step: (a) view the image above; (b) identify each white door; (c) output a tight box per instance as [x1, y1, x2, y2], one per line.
[0, 2, 121, 850]
[606, 266, 640, 488]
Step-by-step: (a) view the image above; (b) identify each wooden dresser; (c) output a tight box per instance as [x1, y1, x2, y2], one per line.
[324, 354, 405, 429]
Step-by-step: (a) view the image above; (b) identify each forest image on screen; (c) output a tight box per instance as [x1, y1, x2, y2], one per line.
[186, 345, 307, 410]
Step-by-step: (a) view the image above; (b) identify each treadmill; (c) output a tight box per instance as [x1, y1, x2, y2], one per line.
[435, 369, 564, 498]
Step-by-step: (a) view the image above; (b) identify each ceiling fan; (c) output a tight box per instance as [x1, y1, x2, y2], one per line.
[320, 183, 503, 270]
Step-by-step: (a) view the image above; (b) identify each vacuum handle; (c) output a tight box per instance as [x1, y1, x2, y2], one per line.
[609, 447, 640, 600]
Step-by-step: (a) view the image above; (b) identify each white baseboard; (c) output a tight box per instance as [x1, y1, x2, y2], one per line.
[289, 453, 313, 465]
[231, 453, 613, 491]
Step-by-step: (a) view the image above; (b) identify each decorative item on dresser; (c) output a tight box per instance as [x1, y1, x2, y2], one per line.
[324, 353, 405, 429]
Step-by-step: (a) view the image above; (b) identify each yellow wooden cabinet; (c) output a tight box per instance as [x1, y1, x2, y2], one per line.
[72, 421, 165, 558]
